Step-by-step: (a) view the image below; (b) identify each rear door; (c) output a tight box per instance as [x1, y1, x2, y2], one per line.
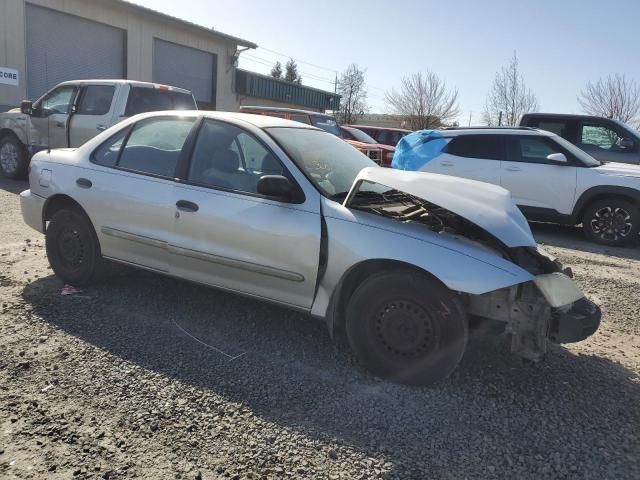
[501, 135, 577, 214]
[423, 134, 505, 185]
[169, 119, 321, 308]
[69, 84, 117, 146]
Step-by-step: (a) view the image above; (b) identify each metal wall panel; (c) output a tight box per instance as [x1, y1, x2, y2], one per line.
[152, 38, 216, 107]
[25, 3, 125, 100]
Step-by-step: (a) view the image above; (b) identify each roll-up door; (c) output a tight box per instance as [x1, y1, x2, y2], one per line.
[153, 38, 216, 109]
[26, 4, 125, 100]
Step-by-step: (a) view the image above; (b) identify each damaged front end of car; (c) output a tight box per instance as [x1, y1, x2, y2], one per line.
[343, 168, 601, 361]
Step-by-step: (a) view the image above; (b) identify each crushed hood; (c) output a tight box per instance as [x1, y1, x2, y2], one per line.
[345, 167, 536, 247]
[594, 162, 640, 179]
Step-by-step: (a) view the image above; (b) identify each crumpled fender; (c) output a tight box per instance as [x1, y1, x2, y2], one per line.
[0, 112, 30, 146]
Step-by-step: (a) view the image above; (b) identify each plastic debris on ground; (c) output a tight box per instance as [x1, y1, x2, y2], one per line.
[391, 129, 449, 171]
[61, 284, 84, 296]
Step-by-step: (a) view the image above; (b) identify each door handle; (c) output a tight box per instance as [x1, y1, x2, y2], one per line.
[439, 160, 454, 166]
[96, 124, 107, 132]
[76, 178, 92, 189]
[504, 166, 521, 172]
[176, 200, 199, 212]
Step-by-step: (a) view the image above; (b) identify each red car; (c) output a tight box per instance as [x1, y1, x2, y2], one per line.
[340, 126, 396, 167]
[346, 125, 412, 147]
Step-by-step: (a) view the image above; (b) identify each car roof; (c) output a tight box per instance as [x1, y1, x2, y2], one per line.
[521, 112, 611, 122]
[240, 105, 334, 117]
[439, 127, 555, 137]
[126, 110, 320, 130]
[56, 79, 193, 94]
[347, 125, 412, 133]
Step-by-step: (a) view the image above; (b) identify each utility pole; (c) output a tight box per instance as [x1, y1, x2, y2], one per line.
[498, 111, 503, 126]
[468, 111, 472, 127]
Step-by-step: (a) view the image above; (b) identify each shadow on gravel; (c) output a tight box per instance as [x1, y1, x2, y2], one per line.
[531, 221, 640, 260]
[0, 177, 28, 195]
[22, 272, 640, 479]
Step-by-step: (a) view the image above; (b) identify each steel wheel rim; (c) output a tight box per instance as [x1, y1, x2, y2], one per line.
[0, 143, 18, 174]
[374, 299, 438, 360]
[590, 206, 633, 241]
[57, 226, 85, 269]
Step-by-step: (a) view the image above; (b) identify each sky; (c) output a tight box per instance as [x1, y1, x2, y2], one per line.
[130, 0, 640, 124]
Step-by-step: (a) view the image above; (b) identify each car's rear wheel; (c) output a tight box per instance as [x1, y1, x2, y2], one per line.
[582, 198, 640, 246]
[46, 208, 108, 286]
[0, 135, 28, 179]
[345, 269, 468, 386]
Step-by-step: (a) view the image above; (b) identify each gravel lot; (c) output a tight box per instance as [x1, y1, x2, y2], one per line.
[0, 177, 638, 479]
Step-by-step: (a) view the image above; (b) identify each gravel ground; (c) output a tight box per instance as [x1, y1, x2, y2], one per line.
[0, 177, 638, 479]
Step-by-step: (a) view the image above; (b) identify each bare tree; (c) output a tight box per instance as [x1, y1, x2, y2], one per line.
[385, 72, 459, 129]
[336, 64, 368, 124]
[578, 74, 640, 127]
[270, 61, 283, 79]
[483, 52, 538, 126]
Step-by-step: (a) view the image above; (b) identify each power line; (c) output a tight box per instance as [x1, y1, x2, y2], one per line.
[257, 46, 338, 74]
[241, 55, 336, 85]
[243, 54, 336, 83]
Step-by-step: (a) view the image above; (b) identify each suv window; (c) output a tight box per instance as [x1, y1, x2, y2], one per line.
[533, 120, 568, 137]
[37, 85, 76, 115]
[125, 87, 196, 116]
[446, 134, 505, 160]
[376, 131, 389, 144]
[117, 117, 195, 177]
[188, 120, 284, 194]
[507, 136, 563, 164]
[580, 123, 623, 150]
[77, 85, 115, 115]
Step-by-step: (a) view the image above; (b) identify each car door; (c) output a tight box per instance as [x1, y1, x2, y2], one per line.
[78, 116, 197, 273]
[423, 134, 505, 185]
[29, 84, 78, 150]
[169, 119, 321, 309]
[500, 135, 577, 215]
[578, 121, 639, 164]
[69, 84, 117, 147]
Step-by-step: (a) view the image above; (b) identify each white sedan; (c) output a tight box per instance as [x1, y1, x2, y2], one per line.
[20, 111, 600, 385]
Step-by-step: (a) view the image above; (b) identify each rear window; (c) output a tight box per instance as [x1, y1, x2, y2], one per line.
[125, 87, 196, 116]
[445, 134, 506, 160]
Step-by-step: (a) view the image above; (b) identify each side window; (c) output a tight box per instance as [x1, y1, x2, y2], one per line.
[289, 114, 311, 124]
[377, 131, 389, 144]
[37, 86, 76, 115]
[77, 85, 115, 115]
[187, 120, 284, 194]
[117, 117, 195, 177]
[91, 126, 130, 167]
[534, 120, 569, 138]
[124, 87, 196, 116]
[508, 136, 561, 164]
[446, 135, 505, 160]
[580, 123, 622, 150]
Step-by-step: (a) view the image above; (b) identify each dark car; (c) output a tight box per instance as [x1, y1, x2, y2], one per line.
[346, 125, 412, 147]
[519, 113, 640, 165]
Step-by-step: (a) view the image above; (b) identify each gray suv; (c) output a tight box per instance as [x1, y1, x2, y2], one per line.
[520, 113, 640, 164]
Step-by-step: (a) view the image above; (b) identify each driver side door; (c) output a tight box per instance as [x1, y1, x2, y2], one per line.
[29, 85, 78, 150]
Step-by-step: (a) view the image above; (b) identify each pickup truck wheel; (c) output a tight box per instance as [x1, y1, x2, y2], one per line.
[582, 198, 640, 246]
[0, 135, 28, 179]
[45, 209, 107, 287]
[345, 269, 468, 386]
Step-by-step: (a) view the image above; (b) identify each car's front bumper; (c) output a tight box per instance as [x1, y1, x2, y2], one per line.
[549, 297, 601, 344]
[20, 189, 45, 234]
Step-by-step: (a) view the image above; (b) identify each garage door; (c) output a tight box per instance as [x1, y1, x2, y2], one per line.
[153, 39, 217, 109]
[26, 4, 125, 100]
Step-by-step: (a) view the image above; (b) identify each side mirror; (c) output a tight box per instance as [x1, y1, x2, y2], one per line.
[20, 100, 33, 115]
[257, 175, 292, 199]
[546, 153, 568, 165]
[619, 137, 635, 150]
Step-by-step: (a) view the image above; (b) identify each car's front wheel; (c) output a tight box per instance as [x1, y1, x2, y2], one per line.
[0, 135, 28, 179]
[46, 208, 108, 286]
[345, 269, 468, 386]
[582, 198, 640, 246]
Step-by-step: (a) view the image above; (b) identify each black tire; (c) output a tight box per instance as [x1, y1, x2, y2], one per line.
[45, 208, 108, 286]
[582, 198, 640, 246]
[345, 269, 468, 386]
[0, 134, 28, 179]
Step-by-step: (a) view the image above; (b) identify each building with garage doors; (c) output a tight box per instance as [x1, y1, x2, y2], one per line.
[0, 0, 339, 113]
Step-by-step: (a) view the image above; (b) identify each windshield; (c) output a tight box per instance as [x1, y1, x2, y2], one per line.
[552, 134, 601, 167]
[267, 127, 378, 197]
[310, 115, 342, 137]
[344, 127, 377, 144]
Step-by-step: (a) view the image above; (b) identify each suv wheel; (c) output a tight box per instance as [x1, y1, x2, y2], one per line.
[582, 198, 640, 246]
[0, 135, 28, 179]
[345, 269, 468, 386]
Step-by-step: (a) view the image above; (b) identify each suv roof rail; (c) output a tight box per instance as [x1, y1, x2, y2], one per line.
[442, 126, 540, 131]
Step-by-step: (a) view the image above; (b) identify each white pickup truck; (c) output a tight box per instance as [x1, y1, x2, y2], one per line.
[0, 79, 196, 178]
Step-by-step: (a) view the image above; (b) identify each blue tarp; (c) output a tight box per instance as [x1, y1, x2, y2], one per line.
[391, 129, 449, 171]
